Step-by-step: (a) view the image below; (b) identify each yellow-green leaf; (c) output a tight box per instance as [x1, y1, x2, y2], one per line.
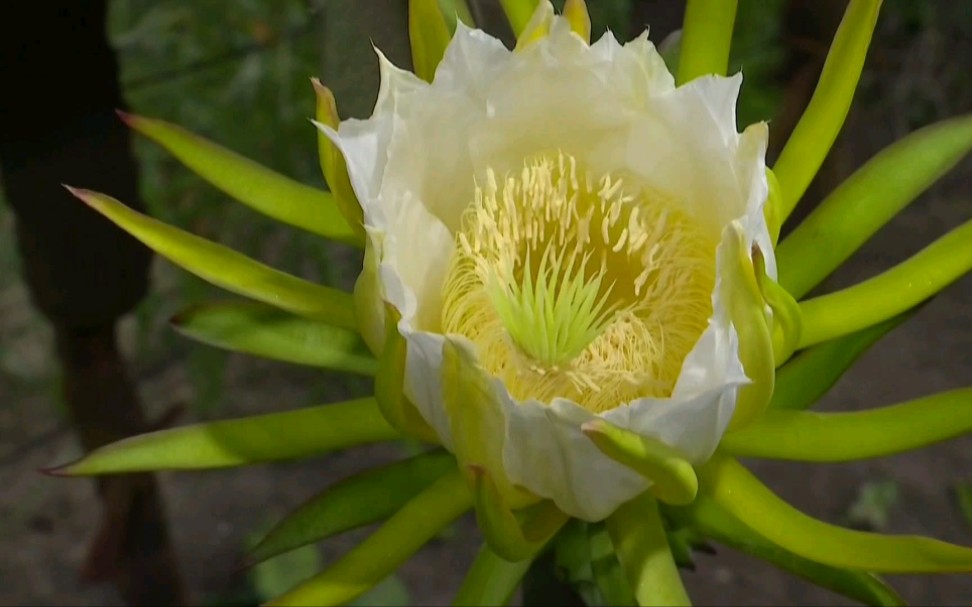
[117, 111, 361, 246]
[770, 310, 914, 411]
[774, 0, 881, 220]
[799, 218, 972, 348]
[171, 300, 375, 375]
[410, 0, 452, 82]
[722, 388, 972, 462]
[67, 188, 357, 329]
[677, 0, 738, 84]
[664, 497, 906, 606]
[248, 450, 455, 566]
[47, 398, 399, 475]
[778, 113, 972, 299]
[606, 492, 690, 607]
[700, 455, 972, 573]
[267, 468, 472, 607]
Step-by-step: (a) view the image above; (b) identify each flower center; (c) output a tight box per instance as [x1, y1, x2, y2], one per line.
[441, 152, 716, 412]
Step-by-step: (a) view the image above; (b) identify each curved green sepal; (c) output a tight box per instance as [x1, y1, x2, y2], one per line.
[116, 111, 360, 247]
[66, 187, 357, 329]
[778, 113, 972, 299]
[311, 79, 364, 241]
[699, 454, 972, 573]
[799, 218, 972, 348]
[773, 0, 881, 220]
[770, 310, 914, 411]
[606, 492, 691, 607]
[764, 168, 783, 247]
[247, 450, 455, 566]
[753, 249, 802, 366]
[581, 419, 698, 506]
[171, 300, 375, 375]
[563, 0, 591, 44]
[375, 304, 439, 442]
[723, 225, 774, 431]
[664, 497, 906, 606]
[514, 0, 554, 52]
[442, 339, 535, 507]
[453, 543, 533, 607]
[470, 465, 568, 562]
[722, 388, 972, 462]
[409, 0, 452, 83]
[676, 0, 738, 85]
[500, 0, 541, 36]
[588, 522, 638, 605]
[266, 468, 472, 607]
[45, 398, 399, 475]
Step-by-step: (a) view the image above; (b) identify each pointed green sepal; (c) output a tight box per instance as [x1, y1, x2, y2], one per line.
[723, 225, 774, 430]
[45, 397, 399, 475]
[563, 0, 591, 44]
[699, 454, 972, 573]
[375, 304, 439, 442]
[311, 79, 365, 241]
[409, 0, 452, 82]
[774, 0, 882, 220]
[799, 218, 972, 348]
[453, 543, 533, 606]
[764, 168, 783, 247]
[514, 1, 554, 52]
[581, 419, 698, 506]
[752, 249, 802, 366]
[778, 112, 972, 299]
[171, 300, 375, 375]
[247, 450, 455, 566]
[722, 388, 972, 462]
[770, 309, 915, 411]
[469, 465, 568, 562]
[664, 497, 906, 606]
[116, 111, 360, 246]
[606, 492, 691, 607]
[66, 187, 357, 329]
[676, 0, 738, 84]
[500, 0, 541, 37]
[266, 467, 472, 606]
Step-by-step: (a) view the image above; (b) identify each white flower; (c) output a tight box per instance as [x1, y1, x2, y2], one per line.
[322, 15, 773, 521]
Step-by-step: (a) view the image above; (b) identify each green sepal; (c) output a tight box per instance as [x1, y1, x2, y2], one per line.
[752, 249, 802, 367]
[45, 398, 400, 475]
[721, 388, 972, 462]
[563, 0, 592, 44]
[375, 303, 439, 442]
[409, 0, 452, 82]
[116, 111, 361, 246]
[663, 497, 906, 606]
[499, 0, 541, 36]
[676, 0, 738, 84]
[247, 450, 455, 566]
[770, 310, 914, 411]
[698, 454, 972, 573]
[514, 0, 554, 52]
[454, 543, 533, 606]
[66, 187, 357, 329]
[171, 300, 375, 375]
[267, 468, 472, 607]
[311, 79, 365, 240]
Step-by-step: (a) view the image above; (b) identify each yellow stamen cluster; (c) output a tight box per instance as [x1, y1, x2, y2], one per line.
[441, 152, 716, 412]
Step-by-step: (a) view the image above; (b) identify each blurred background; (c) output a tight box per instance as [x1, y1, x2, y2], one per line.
[0, 0, 969, 605]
